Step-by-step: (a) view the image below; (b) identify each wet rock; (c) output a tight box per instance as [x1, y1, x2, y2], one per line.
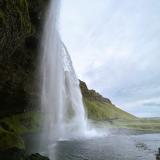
[136, 143, 148, 150]
[0, 0, 32, 59]
[156, 148, 160, 160]
[0, 132, 25, 150]
[0, 147, 50, 160]
[27, 153, 50, 160]
[0, 0, 49, 117]
[0, 147, 26, 160]
[0, 121, 14, 132]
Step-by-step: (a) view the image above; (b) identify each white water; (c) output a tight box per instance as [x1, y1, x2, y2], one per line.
[40, 0, 89, 142]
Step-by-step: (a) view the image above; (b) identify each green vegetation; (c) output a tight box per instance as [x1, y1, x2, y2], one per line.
[81, 81, 160, 133]
[0, 0, 32, 55]
[0, 112, 41, 134]
[0, 129, 25, 150]
[80, 81, 137, 121]
[0, 112, 41, 149]
[0, 11, 5, 24]
[84, 98, 160, 133]
[112, 119, 160, 132]
[84, 98, 136, 121]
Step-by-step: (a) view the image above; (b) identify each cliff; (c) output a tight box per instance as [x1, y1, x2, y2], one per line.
[80, 80, 111, 104]
[80, 81, 136, 120]
[0, 0, 49, 116]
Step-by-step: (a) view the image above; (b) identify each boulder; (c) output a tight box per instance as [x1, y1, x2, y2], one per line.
[27, 153, 50, 160]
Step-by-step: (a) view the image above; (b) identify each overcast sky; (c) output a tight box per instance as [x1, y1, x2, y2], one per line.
[59, 0, 160, 117]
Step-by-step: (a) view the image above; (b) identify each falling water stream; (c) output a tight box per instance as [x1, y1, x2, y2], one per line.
[40, 0, 89, 146]
[28, 1, 160, 160]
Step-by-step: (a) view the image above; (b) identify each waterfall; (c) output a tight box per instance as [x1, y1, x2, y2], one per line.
[40, 0, 88, 142]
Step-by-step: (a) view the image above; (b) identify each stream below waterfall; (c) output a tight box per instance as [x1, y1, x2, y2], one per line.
[24, 133, 160, 160]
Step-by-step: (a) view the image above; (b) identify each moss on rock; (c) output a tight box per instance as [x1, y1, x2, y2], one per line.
[0, 129, 25, 150]
[0, 0, 49, 117]
[0, 0, 32, 59]
[0, 111, 42, 150]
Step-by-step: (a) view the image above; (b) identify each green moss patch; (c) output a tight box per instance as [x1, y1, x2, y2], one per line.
[0, 112, 42, 150]
[0, 130, 24, 150]
[0, 112, 42, 135]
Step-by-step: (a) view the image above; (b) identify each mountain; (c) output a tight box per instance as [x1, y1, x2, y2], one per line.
[80, 81, 136, 120]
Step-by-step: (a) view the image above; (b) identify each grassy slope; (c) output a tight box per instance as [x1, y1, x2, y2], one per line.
[84, 98, 136, 121]
[112, 119, 160, 132]
[84, 98, 160, 132]
[81, 80, 137, 121]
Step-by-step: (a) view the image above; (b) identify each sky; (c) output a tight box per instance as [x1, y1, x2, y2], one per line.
[59, 0, 160, 117]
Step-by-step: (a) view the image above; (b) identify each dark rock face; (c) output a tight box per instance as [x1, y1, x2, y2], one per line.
[0, 147, 50, 160]
[0, 147, 26, 160]
[27, 153, 49, 160]
[80, 80, 111, 103]
[0, 0, 32, 59]
[0, 0, 49, 117]
[156, 148, 160, 160]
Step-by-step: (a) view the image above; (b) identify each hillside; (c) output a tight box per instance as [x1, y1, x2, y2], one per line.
[80, 81, 136, 121]
[79, 81, 160, 133]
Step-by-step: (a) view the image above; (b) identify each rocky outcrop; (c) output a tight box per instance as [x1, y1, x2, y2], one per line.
[156, 148, 160, 160]
[79, 81, 136, 120]
[0, 131, 25, 150]
[0, 147, 50, 160]
[80, 80, 111, 103]
[27, 153, 49, 160]
[0, 147, 26, 160]
[0, 0, 49, 117]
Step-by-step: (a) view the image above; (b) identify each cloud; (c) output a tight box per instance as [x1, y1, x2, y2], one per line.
[143, 102, 160, 106]
[121, 97, 160, 117]
[60, 0, 160, 117]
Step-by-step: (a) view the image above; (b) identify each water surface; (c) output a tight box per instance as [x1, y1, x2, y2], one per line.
[47, 134, 160, 160]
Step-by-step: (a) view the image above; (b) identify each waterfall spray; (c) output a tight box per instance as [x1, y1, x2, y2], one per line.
[40, 0, 88, 143]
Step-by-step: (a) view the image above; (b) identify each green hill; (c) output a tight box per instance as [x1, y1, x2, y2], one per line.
[80, 81, 136, 121]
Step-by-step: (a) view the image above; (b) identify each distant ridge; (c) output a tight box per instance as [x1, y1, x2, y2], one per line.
[80, 80, 136, 121]
[142, 117, 160, 120]
[80, 80, 111, 104]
